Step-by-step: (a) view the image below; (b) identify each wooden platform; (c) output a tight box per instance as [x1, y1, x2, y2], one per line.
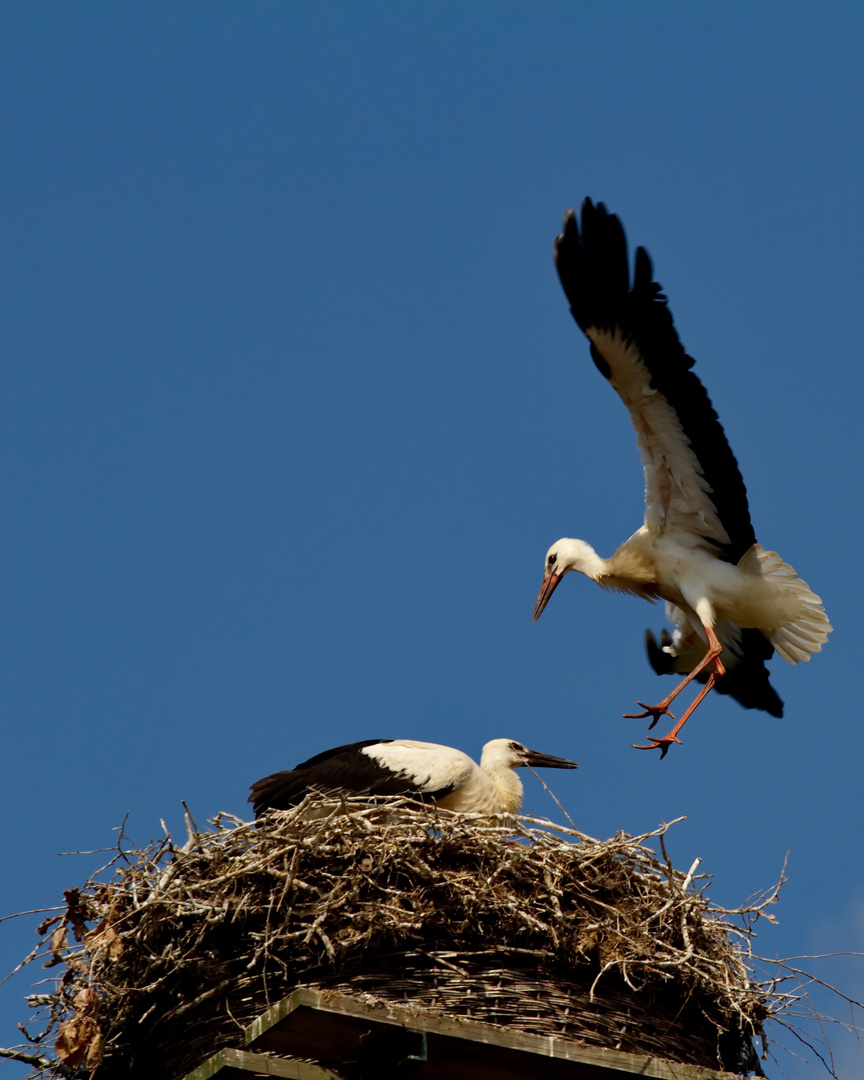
[183, 988, 742, 1080]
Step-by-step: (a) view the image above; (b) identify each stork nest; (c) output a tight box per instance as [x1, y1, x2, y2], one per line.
[7, 798, 789, 1079]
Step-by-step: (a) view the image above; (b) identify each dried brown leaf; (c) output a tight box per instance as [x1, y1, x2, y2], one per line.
[64, 887, 92, 941]
[36, 914, 63, 937]
[43, 926, 68, 967]
[55, 1015, 99, 1067]
[73, 986, 99, 1016]
[84, 919, 123, 960]
[85, 1027, 104, 1069]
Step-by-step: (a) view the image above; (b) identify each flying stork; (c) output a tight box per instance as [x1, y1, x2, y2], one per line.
[249, 738, 578, 816]
[533, 199, 831, 756]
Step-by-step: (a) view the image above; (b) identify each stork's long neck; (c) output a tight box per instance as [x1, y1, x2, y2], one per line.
[561, 539, 609, 582]
[480, 760, 524, 814]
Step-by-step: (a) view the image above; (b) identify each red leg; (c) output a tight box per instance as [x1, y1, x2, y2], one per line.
[632, 673, 717, 757]
[629, 625, 726, 755]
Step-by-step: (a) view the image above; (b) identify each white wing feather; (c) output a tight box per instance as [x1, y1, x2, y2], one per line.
[588, 328, 731, 551]
[362, 741, 476, 793]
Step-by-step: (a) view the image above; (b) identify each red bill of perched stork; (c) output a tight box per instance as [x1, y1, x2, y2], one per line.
[533, 199, 831, 756]
[250, 738, 578, 817]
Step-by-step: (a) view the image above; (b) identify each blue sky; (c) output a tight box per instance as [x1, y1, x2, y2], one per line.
[1, 5, 862, 1077]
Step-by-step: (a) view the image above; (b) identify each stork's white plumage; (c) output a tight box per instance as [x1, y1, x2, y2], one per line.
[533, 200, 831, 756]
[250, 738, 578, 816]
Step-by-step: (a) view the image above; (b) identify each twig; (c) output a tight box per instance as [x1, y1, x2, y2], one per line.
[0, 1045, 60, 1068]
[526, 767, 579, 831]
[0, 907, 64, 926]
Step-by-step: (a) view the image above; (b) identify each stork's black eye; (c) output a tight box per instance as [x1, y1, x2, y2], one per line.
[548, 553, 557, 566]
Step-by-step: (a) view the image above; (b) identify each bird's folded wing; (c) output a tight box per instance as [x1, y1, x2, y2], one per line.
[365, 741, 474, 797]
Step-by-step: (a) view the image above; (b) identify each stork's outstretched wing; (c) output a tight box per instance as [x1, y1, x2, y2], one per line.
[554, 199, 756, 564]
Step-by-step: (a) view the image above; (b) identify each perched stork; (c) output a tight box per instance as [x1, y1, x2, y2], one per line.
[250, 738, 578, 816]
[533, 199, 831, 756]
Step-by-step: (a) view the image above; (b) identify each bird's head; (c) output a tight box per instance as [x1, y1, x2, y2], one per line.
[480, 738, 579, 772]
[532, 538, 599, 620]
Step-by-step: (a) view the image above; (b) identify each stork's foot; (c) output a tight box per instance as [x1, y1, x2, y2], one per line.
[622, 701, 675, 729]
[631, 733, 683, 759]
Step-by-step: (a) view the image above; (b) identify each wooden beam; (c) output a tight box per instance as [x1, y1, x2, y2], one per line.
[184, 1046, 343, 1080]
[244, 988, 740, 1080]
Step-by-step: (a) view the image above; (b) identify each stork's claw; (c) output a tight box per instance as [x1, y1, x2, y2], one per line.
[631, 733, 683, 759]
[622, 701, 675, 728]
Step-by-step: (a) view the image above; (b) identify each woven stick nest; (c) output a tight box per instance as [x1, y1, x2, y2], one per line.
[10, 798, 785, 1079]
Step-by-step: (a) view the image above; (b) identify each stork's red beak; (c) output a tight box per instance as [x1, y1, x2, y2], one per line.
[522, 748, 579, 770]
[532, 572, 560, 621]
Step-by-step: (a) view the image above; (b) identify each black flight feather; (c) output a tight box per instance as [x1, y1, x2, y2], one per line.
[555, 198, 757, 564]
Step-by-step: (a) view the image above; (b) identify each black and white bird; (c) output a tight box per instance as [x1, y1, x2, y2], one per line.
[533, 199, 831, 756]
[250, 738, 578, 816]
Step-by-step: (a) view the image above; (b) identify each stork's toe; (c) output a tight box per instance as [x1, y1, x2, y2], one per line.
[623, 701, 675, 728]
[631, 733, 683, 759]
